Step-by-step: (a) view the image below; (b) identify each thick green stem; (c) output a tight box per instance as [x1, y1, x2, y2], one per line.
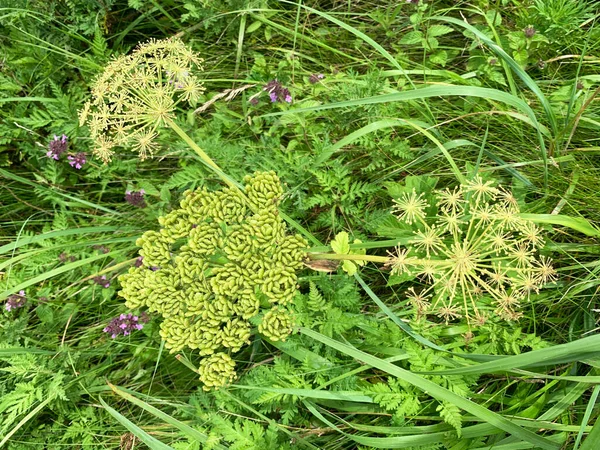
[308, 252, 390, 263]
[167, 119, 243, 192]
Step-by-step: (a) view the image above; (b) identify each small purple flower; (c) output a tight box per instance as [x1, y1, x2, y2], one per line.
[47, 134, 68, 160]
[103, 312, 150, 338]
[134, 256, 144, 267]
[263, 80, 292, 104]
[309, 73, 325, 84]
[524, 26, 536, 38]
[93, 275, 111, 288]
[125, 190, 146, 208]
[58, 252, 76, 263]
[5, 290, 26, 312]
[68, 152, 87, 169]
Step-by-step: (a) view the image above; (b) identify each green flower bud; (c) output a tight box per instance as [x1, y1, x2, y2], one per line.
[213, 188, 247, 223]
[260, 267, 298, 304]
[118, 267, 150, 309]
[258, 306, 294, 342]
[187, 222, 223, 255]
[159, 209, 194, 240]
[160, 315, 192, 353]
[136, 230, 172, 267]
[231, 292, 260, 319]
[119, 171, 308, 382]
[244, 171, 284, 210]
[179, 189, 217, 223]
[198, 352, 236, 391]
[219, 318, 251, 352]
[175, 250, 209, 284]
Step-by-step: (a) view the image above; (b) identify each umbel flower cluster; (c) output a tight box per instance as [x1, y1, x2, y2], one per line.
[390, 176, 557, 323]
[79, 37, 205, 162]
[118, 172, 307, 390]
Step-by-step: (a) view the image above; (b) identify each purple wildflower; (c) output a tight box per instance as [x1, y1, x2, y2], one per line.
[93, 245, 111, 254]
[103, 312, 150, 339]
[134, 256, 144, 267]
[58, 252, 76, 263]
[524, 26, 536, 38]
[68, 152, 87, 169]
[47, 134, 68, 160]
[263, 80, 292, 104]
[5, 290, 26, 311]
[125, 190, 147, 208]
[93, 275, 111, 288]
[309, 73, 325, 84]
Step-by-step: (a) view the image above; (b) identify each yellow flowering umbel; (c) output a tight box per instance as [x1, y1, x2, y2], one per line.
[79, 37, 205, 162]
[117, 172, 307, 390]
[390, 176, 557, 323]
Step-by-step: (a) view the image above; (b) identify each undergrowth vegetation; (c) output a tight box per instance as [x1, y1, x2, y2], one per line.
[1, 0, 600, 448]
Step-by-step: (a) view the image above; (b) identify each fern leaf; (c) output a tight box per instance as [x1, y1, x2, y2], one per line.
[437, 401, 462, 436]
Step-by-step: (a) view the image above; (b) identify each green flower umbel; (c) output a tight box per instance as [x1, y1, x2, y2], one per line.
[117, 172, 308, 390]
[389, 177, 557, 324]
[79, 37, 205, 162]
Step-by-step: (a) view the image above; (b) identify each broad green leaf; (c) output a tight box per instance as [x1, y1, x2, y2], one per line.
[342, 260, 357, 276]
[428, 24, 453, 37]
[331, 232, 350, 255]
[400, 30, 423, 45]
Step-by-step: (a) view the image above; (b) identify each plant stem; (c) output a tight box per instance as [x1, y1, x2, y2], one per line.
[308, 252, 390, 263]
[167, 119, 242, 192]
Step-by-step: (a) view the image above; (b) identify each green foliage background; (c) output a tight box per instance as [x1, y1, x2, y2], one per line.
[1, 0, 600, 448]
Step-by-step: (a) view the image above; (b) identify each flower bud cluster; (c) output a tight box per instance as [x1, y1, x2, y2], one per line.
[390, 176, 557, 323]
[118, 172, 307, 390]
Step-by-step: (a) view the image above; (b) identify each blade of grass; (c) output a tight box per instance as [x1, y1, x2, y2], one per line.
[261, 84, 548, 186]
[99, 396, 174, 450]
[0, 97, 59, 104]
[0, 226, 130, 255]
[314, 118, 440, 167]
[233, 386, 374, 403]
[421, 334, 600, 376]
[0, 397, 53, 448]
[519, 213, 600, 237]
[108, 383, 227, 450]
[579, 412, 600, 450]
[429, 15, 557, 135]
[0, 249, 125, 299]
[573, 385, 600, 450]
